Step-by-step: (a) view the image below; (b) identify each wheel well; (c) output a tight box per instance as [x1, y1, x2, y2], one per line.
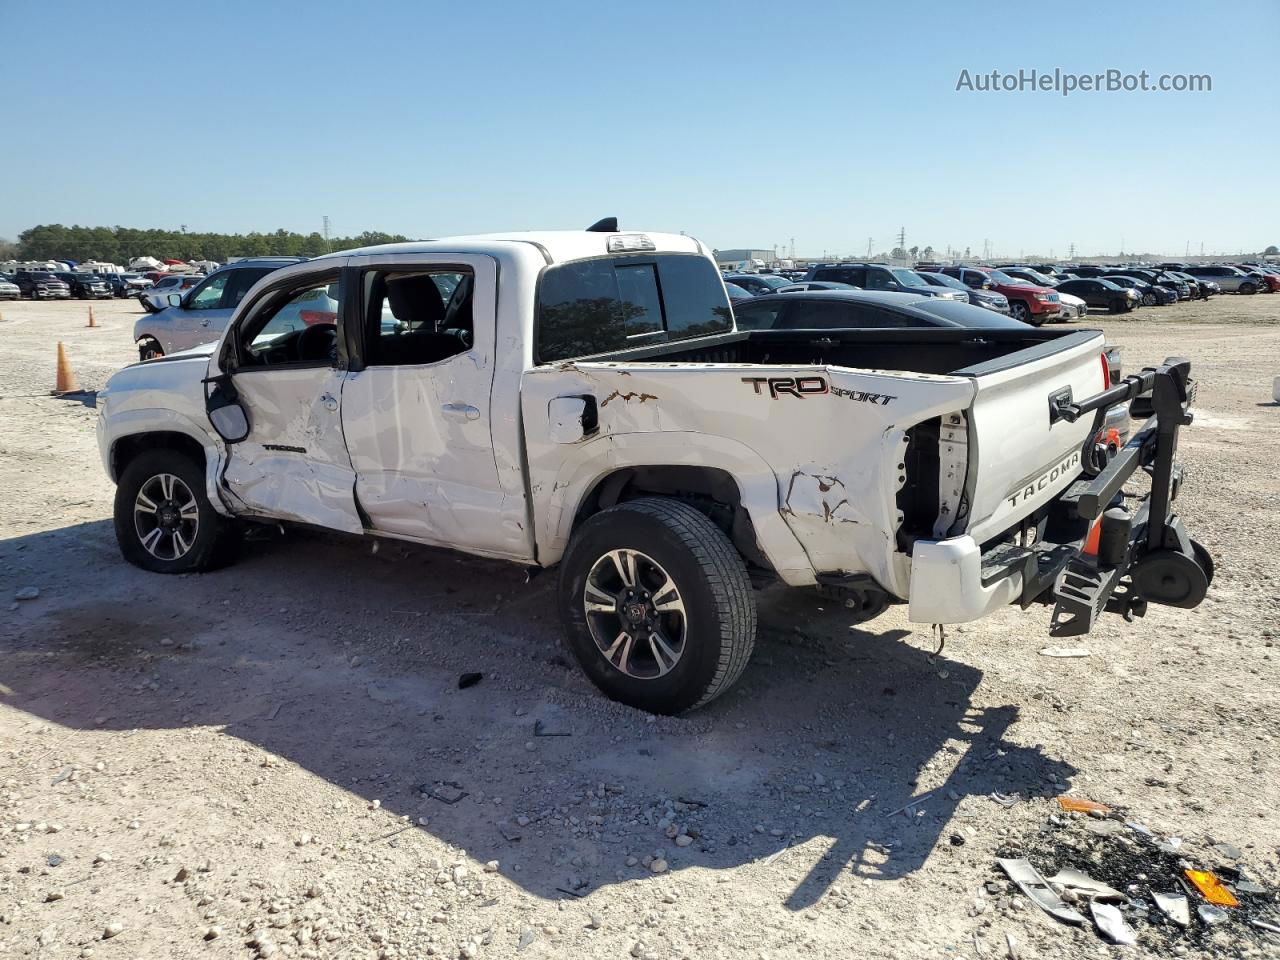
[112, 431, 206, 482]
[574, 466, 771, 574]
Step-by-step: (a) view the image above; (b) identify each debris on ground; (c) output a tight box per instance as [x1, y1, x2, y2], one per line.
[533, 718, 571, 737]
[458, 671, 483, 689]
[997, 858, 1085, 925]
[1185, 868, 1240, 908]
[1037, 646, 1091, 658]
[1091, 900, 1138, 945]
[1002, 799, 1280, 957]
[1154, 891, 1192, 927]
[421, 781, 468, 804]
[1055, 795, 1111, 815]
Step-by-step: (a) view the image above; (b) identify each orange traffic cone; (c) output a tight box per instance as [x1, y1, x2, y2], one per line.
[53, 342, 80, 395]
[87, 306, 97, 328]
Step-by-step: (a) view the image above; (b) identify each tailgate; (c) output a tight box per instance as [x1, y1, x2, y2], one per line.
[958, 331, 1108, 543]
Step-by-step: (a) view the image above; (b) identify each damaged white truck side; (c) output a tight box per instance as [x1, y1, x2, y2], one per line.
[97, 227, 1210, 713]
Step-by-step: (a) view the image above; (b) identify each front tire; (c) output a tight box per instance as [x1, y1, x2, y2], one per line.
[114, 450, 238, 574]
[1142, 292, 1156, 306]
[1010, 300, 1032, 324]
[137, 338, 164, 361]
[1240, 282, 1257, 295]
[558, 497, 756, 714]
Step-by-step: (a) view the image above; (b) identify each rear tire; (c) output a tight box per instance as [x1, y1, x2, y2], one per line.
[114, 449, 239, 574]
[558, 497, 756, 714]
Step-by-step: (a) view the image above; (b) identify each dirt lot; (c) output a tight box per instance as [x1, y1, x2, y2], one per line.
[2, 294, 1278, 960]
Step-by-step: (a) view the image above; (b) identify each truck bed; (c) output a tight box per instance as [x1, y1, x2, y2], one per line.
[522, 324, 1109, 609]
[577, 326, 1102, 378]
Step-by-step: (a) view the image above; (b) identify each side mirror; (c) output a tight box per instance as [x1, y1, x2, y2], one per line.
[885, 281, 900, 290]
[168, 293, 183, 308]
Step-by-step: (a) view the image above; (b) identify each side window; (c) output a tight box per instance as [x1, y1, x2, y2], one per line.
[536, 254, 731, 362]
[777, 300, 855, 328]
[225, 268, 274, 309]
[236, 274, 342, 368]
[864, 269, 894, 290]
[732, 299, 787, 330]
[187, 273, 231, 310]
[363, 268, 475, 367]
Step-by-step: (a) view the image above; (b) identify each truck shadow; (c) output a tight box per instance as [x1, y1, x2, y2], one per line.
[1, 520, 1075, 913]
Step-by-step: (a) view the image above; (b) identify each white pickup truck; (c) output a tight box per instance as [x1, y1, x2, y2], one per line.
[97, 224, 1210, 713]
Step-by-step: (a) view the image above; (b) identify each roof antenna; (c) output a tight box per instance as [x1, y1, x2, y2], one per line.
[586, 217, 618, 233]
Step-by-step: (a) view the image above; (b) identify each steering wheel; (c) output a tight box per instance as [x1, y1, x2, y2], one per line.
[295, 323, 337, 364]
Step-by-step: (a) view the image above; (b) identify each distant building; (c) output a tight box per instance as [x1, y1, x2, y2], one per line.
[713, 248, 773, 271]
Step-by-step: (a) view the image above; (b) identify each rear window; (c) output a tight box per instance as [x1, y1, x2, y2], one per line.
[536, 254, 732, 362]
[780, 300, 919, 329]
[910, 300, 1028, 328]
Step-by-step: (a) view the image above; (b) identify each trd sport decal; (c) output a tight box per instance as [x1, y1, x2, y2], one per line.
[741, 376, 895, 405]
[741, 376, 828, 399]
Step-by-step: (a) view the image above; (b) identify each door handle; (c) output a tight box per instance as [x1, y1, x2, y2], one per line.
[320, 393, 338, 412]
[442, 403, 480, 422]
[200, 319, 210, 326]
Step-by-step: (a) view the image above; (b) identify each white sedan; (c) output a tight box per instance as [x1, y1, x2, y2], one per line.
[1055, 290, 1089, 321]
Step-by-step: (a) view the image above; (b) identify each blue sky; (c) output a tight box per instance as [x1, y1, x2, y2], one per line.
[2, 0, 1276, 258]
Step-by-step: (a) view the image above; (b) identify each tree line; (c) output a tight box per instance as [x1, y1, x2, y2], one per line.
[11, 224, 412, 264]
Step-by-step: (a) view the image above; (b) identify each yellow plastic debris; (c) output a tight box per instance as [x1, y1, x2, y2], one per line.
[1184, 869, 1240, 908]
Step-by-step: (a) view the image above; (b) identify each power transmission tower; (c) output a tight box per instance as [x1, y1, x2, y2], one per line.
[322, 216, 331, 252]
[1068, 242, 1076, 260]
[789, 237, 795, 259]
[866, 237, 873, 259]
[896, 226, 906, 253]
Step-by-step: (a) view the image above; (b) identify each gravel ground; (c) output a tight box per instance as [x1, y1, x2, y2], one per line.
[1, 294, 1278, 960]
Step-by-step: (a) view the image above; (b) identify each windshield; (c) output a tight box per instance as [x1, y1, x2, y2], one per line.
[753, 274, 791, 289]
[985, 269, 1023, 286]
[891, 269, 930, 288]
[1020, 269, 1057, 286]
[922, 272, 967, 290]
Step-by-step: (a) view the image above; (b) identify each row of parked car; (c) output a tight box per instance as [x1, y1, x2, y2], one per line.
[0, 268, 157, 302]
[721, 259, 1280, 326]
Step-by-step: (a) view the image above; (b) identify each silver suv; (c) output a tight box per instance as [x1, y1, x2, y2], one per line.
[133, 258, 309, 360]
[1182, 265, 1261, 294]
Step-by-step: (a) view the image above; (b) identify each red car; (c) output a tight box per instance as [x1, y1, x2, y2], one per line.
[940, 265, 1062, 325]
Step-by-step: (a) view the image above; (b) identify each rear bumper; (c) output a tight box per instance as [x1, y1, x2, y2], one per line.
[908, 358, 1206, 633]
[908, 536, 1023, 623]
